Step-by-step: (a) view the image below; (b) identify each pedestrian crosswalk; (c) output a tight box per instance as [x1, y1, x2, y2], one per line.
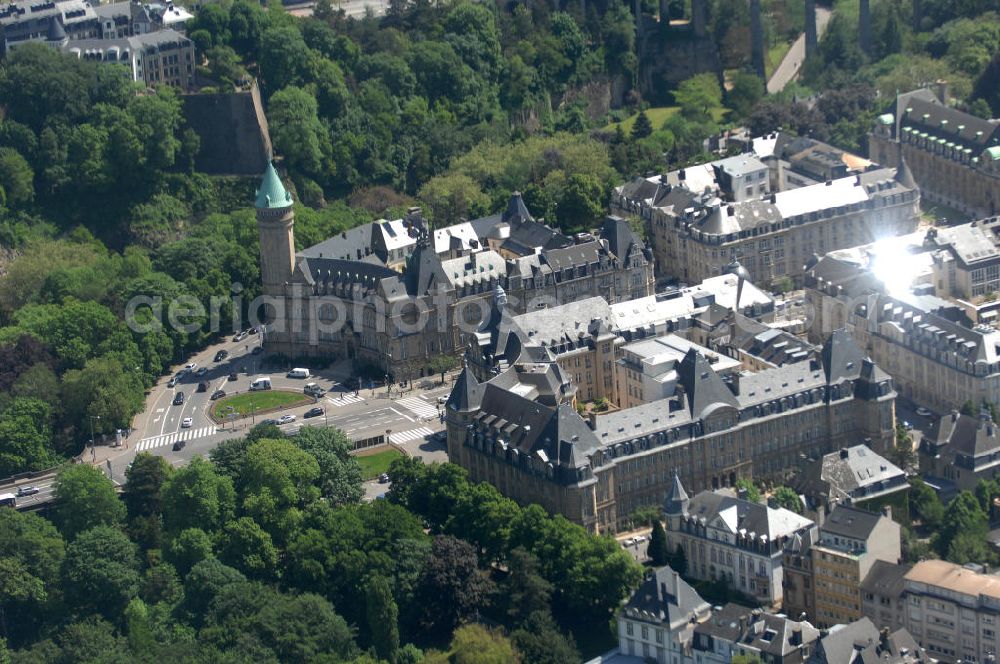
[326, 393, 365, 408]
[137, 426, 217, 451]
[388, 427, 434, 444]
[396, 396, 438, 420]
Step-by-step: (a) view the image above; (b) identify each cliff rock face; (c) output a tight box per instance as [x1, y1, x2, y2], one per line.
[182, 82, 272, 176]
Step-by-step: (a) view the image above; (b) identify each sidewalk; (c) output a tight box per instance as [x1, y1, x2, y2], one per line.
[766, 7, 832, 94]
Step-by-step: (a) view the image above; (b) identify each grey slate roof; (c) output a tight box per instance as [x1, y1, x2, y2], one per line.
[796, 444, 907, 505]
[676, 348, 739, 418]
[501, 220, 572, 257]
[447, 366, 483, 413]
[812, 617, 929, 663]
[663, 472, 689, 515]
[600, 215, 645, 262]
[821, 329, 869, 384]
[684, 490, 814, 541]
[819, 504, 883, 541]
[501, 192, 533, 226]
[929, 410, 1000, 458]
[860, 559, 910, 599]
[622, 566, 710, 631]
[300, 223, 375, 262]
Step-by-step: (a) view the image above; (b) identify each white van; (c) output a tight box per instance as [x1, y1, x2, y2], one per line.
[250, 377, 272, 391]
[287, 368, 310, 379]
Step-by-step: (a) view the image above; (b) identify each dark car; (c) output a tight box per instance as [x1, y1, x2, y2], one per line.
[251, 346, 264, 355]
[173, 392, 185, 406]
[16, 486, 39, 497]
[304, 407, 324, 419]
[211, 389, 226, 401]
[197, 381, 208, 393]
[172, 440, 186, 451]
[249, 327, 259, 335]
[259, 418, 279, 426]
[214, 350, 229, 362]
[228, 372, 238, 381]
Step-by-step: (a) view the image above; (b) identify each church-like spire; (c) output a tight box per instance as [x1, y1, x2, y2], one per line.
[663, 471, 689, 515]
[255, 162, 292, 209]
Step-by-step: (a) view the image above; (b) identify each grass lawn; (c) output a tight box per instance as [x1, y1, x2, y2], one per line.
[354, 447, 404, 480]
[604, 106, 727, 133]
[209, 390, 310, 419]
[920, 200, 971, 225]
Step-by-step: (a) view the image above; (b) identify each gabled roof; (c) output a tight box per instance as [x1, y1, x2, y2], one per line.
[447, 365, 483, 413]
[820, 329, 866, 384]
[623, 566, 710, 630]
[676, 348, 738, 418]
[663, 472, 689, 515]
[930, 410, 1000, 458]
[600, 215, 644, 261]
[403, 241, 449, 295]
[501, 191, 533, 226]
[255, 162, 292, 209]
[819, 504, 884, 541]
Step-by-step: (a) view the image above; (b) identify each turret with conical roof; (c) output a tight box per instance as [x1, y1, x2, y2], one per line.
[663, 471, 690, 532]
[256, 162, 293, 209]
[255, 162, 296, 299]
[895, 153, 917, 191]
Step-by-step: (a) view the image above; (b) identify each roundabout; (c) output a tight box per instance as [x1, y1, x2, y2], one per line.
[208, 390, 312, 422]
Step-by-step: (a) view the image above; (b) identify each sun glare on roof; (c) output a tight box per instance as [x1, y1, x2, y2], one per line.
[870, 238, 921, 296]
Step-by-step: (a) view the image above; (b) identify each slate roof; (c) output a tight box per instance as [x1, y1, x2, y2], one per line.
[403, 241, 449, 295]
[860, 559, 910, 599]
[820, 329, 868, 384]
[676, 348, 738, 418]
[541, 241, 602, 270]
[600, 215, 645, 261]
[684, 490, 814, 541]
[501, 191, 533, 226]
[447, 365, 483, 413]
[510, 297, 615, 347]
[501, 220, 573, 257]
[300, 224, 375, 262]
[622, 566, 710, 631]
[663, 472, 689, 515]
[819, 504, 884, 541]
[898, 94, 1000, 150]
[796, 444, 907, 505]
[812, 618, 929, 664]
[929, 410, 1000, 458]
[694, 604, 820, 660]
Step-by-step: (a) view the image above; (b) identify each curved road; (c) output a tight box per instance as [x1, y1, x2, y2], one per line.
[767, 7, 832, 94]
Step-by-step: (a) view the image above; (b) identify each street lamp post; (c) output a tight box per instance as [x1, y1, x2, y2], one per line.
[250, 400, 256, 425]
[88, 415, 101, 451]
[323, 407, 328, 428]
[385, 351, 392, 398]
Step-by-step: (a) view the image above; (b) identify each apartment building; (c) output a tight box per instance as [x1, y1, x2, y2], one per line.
[613, 133, 920, 288]
[794, 444, 909, 518]
[920, 408, 1000, 491]
[870, 87, 1000, 218]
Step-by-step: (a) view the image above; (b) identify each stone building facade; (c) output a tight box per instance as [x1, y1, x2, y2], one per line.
[254, 165, 654, 378]
[445, 327, 896, 534]
[613, 134, 920, 287]
[870, 88, 1000, 218]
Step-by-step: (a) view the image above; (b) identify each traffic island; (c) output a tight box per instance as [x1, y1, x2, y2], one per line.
[208, 390, 312, 423]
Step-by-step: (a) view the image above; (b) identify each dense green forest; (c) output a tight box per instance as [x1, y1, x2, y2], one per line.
[0, 424, 641, 662]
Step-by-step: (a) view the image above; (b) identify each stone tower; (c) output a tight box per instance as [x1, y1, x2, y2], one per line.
[255, 162, 295, 298]
[805, 0, 817, 57]
[750, 0, 766, 79]
[859, 0, 872, 55]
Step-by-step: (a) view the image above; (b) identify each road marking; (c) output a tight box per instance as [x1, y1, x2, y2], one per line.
[156, 408, 164, 413]
[136, 426, 217, 451]
[388, 427, 434, 444]
[327, 393, 365, 408]
[390, 407, 414, 422]
[396, 397, 438, 420]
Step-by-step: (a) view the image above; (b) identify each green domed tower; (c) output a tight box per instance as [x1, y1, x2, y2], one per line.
[255, 162, 295, 297]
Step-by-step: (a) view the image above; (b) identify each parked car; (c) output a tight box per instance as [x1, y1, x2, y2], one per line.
[277, 414, 297, 425]
[197, 381, 208, 393]
[233, 331, 247, 342]
[916, 406, 933, 417]
[228, 372, 238, 381]
[196, 367, 208, 377]
[378, 473, 390, 484]
[16, 486, 39, 497]
[173, 392, 185, 406]
[172, 440, 186, 451]
[181, 417, 193, 428]
[211, 389, 227, 401]
[185, 363, 197, 371]
[304, 407, 324, 419]
[249, 327, 259, 335]
[167, 377, 178, 388]
[214, 350, 229, 362]
[260, 418, 279, 426]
